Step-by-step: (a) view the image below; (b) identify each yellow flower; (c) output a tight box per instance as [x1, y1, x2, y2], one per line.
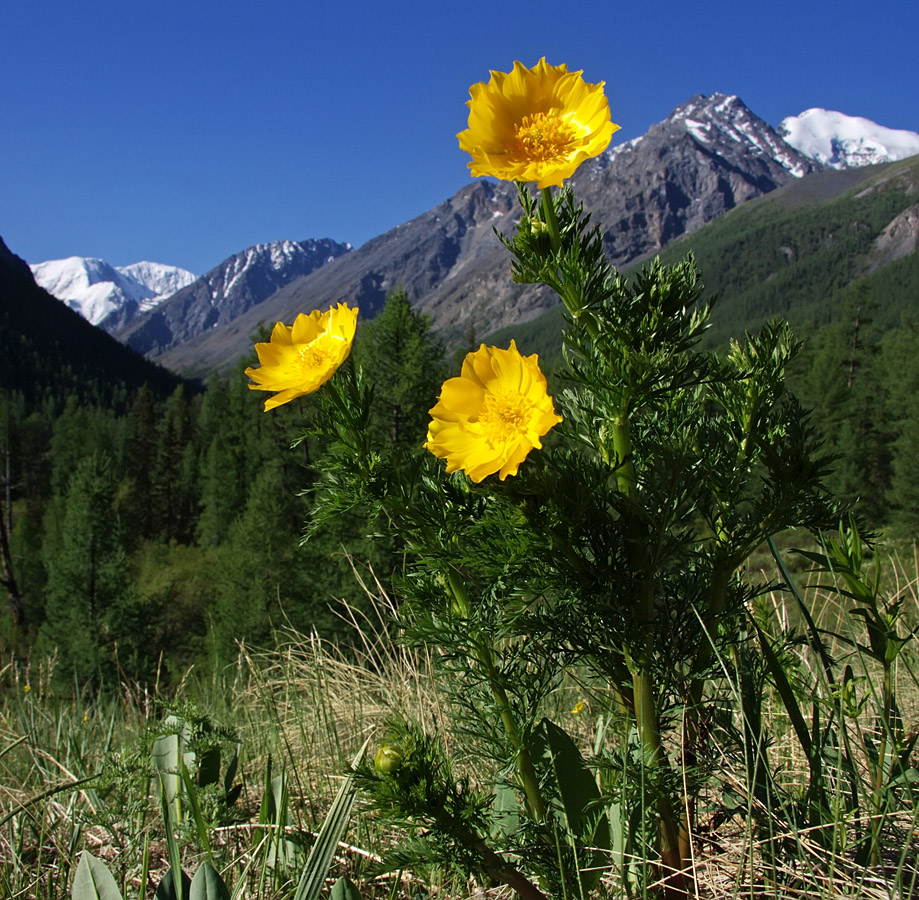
[571, 699, 586, 715]
[425, 340, 561, 482]
[23, 684, 31, 694]
[245, 303, 358, 411]
[457, 58, 619, 188]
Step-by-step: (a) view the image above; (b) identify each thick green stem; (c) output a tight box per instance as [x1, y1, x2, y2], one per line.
[435, 808, 550, 900]
[445, 568, 547, 822]
[612, 406, 687, 894]
[540, 187, 561, 252]
[481, 654, 547, 821]
[611, 412, 637, 499]
[870, 660, 895, 866]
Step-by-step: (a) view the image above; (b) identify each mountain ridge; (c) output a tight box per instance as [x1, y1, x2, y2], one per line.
[779, 108, 919, 170]
[23, 94, 919, 378]
[0, 238, 183, 406]
[155, 92, 823, 374]
[489, 154, 919, 363]
[113, 237, 352, 356]
[30, 257, 196, 327]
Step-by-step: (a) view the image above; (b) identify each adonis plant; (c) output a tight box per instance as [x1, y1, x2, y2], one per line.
[247, 59, 841, 899]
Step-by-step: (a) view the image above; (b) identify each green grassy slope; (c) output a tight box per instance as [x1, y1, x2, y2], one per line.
[485, 156, 919, 359]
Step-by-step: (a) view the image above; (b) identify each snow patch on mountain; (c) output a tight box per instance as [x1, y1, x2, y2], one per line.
[114, 237, 354, 357]
[670, 93, 813, 178]
[31, 257, 196, 325]
[779, 109, 919, 169]
[119, 261, 199, 311]
[203, 239, 351, 305]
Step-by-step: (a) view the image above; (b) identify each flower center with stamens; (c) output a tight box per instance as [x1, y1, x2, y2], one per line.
[479, 390, 531, 444]
[296, 336, 340, 375]
[508, 112, 575, 163]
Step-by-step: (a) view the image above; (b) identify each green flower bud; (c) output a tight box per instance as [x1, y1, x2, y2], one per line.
[374, 744, 403, 776]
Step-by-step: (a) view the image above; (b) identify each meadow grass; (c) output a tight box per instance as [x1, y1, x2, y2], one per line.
[1, 550, 918, 900]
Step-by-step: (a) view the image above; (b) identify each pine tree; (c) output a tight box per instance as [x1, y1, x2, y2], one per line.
[879, 322, 919, 532]
[354, 288, 446, 451]
[796, 282, 888, 522]
[0, 403, 25, 630]
[210, 460, 298, 652]
[39, 453, 133, 687]
[151, 386, 197, 542]
[197, 434, 240, 547]
[123, 384, 158, 540]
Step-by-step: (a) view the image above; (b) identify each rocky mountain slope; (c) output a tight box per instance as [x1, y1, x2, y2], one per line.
[157, 93, 825, 374]
[494, 153, 919, 362]
[114, 238, 352, 356]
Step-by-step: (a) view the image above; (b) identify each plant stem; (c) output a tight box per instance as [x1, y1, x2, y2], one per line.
[870, 659, 895, 866]
[480, 653, 547, 821]
[611, 404, 688, 896]
[611, 411, 637, 498]
[540, 187, 561, 252]
[436, 809, 550, 900]
[445, 568, 547, 822]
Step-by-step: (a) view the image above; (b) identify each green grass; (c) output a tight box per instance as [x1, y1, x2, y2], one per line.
[2, 548, 918, 899]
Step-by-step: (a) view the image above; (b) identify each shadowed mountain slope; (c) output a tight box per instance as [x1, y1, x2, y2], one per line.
[1, 238, 182, 407]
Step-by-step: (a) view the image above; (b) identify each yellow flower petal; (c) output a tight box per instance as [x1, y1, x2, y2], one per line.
[457, 58, 619, 188]
[245, 303, 358, 411]
[425, 340, 561, 482]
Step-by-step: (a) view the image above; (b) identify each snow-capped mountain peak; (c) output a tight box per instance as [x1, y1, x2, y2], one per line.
[116, 237, 353, 356]
[30, 256, 196, 326]
[118, 261, 199, 311]
[778, 109, 919, 170]
[667, 93, 814, 178]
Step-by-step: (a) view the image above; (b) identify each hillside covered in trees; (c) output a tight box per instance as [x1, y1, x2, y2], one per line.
[3, 150, 919, 689]
[0, 291, 444, 689]
[489, 157, 919, 529]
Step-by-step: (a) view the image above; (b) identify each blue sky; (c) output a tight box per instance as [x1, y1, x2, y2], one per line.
[2, 0, 917, 275]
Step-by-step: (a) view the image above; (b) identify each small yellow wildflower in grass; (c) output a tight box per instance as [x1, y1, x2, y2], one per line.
[23, 684, 31, 694]
[571, 699, 586, 715]
[457, 58, 619, 188]
[245, 303, 358, 410]
[425, 341, 561, 482]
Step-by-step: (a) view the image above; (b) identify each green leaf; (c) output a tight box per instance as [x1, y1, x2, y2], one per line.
[752, 619, 812, 758]
[158, 775, 186, 900]
[292, 738, 370, 900]
[152, 730, 181, 821]
[490, 780, 521, 840]
[72, 852, 123, 900]
[180, 757, 213, 860]
[538, 718, 608, 847]
[533, 718, 611, 892]
[197, 747, 221, 788]
[329, 876, 362, 900]
[223, 745, 240, 798]
[153, 867, 191, 900]
[189, 862, 230, 900]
